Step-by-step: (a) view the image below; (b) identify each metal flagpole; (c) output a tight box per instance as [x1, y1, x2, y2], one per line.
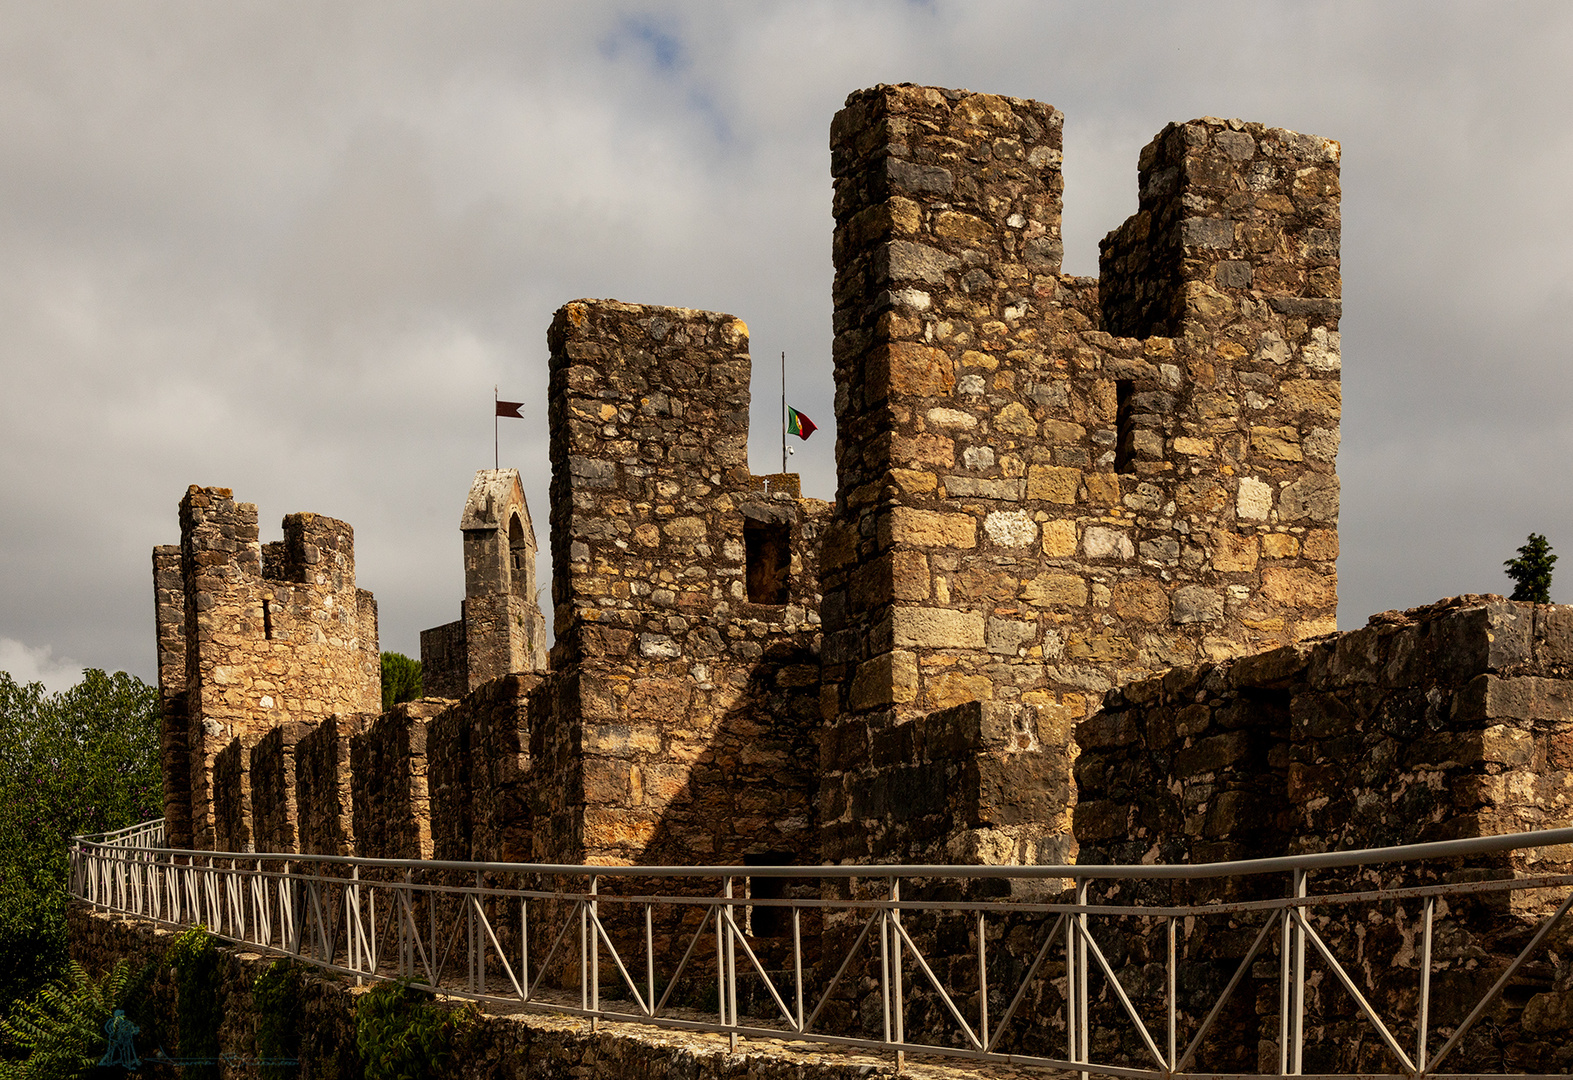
[781, 352, 787, 474]
[494, 386, 499, 471]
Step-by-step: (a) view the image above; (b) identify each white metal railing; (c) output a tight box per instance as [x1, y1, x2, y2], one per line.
[82, 817, 166, 849]
[69, 826, 1573, 1078]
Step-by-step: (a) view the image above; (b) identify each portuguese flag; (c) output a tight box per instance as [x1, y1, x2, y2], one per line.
[787, 406, 817, 440]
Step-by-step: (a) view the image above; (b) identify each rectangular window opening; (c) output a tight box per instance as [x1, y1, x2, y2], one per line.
[744, 851, 797, 937]
[1114, 379, 1137, 475]
[262, 599, 273, 640]
[744, 519, 791, 605]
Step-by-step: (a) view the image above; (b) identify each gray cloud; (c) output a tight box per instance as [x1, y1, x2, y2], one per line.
[2, 0, 1570, 681]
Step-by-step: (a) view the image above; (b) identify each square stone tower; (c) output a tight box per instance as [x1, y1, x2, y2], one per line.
[154, 487, 380, 850]
[420, 469, 549, 698]
[817, 85, 1340, 866]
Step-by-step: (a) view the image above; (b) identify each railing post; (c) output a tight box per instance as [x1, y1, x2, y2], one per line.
[1076, 877, 1089, 1080]
[581, 877, 590, 1014]
[589, 875, 599, 1027]
[794, 902, 805, 1034]
[1065, 878, 1077, 1068]
[880, 876, 892, 1047]
[978, 910, 989, 1052]
[1417, 894, 1434, 1074]
[1167, 914, 1177, 1072]
[714, 880, 726, 1036]
[724, 875, 737, 1052]
[1292, 868, 1307, 1076]
[891, 876, 904, 1073]
[476, 870, 486, 996]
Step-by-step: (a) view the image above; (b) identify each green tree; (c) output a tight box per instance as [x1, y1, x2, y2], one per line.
[0, 670, 161, 1014]
[0, 959, 133, 1079]
[1504, 532, 1557, 604]
[380, 652, 422, 713]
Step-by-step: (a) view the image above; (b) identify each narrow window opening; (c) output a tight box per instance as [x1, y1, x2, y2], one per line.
[508, 513, 528, 574]
[744, 851, 796, 937]
[262, 599, 273, 640]
[1114, 379, 1137, 474]
[744, 519, 791, 605]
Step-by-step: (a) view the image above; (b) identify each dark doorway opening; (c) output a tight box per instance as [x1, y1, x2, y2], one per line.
[744, 519, 790, 605]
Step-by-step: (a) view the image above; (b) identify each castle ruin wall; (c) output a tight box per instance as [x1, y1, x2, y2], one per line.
[294, 713, 362, 858]
[817, 84, 1341, 868]
[163, 486, 380, 849]
[249, 721, 311, 854]
[538, 300, 827, 867]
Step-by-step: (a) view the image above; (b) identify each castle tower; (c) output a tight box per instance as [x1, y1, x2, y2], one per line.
[155, 486, 380, 850]
[817, 85, 1341, 866]
[533, 300, 827, 867]
[420, 469, 548, 698]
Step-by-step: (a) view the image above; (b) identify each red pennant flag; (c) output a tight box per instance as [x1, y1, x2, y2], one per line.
[787, 406, 816, 440]
[496, 400, 524, 419]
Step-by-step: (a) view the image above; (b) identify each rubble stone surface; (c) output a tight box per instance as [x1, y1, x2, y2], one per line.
[128, 82, 1573, 1074]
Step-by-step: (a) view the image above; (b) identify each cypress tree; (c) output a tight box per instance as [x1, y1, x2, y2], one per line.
[1504, 533, 1557, 604]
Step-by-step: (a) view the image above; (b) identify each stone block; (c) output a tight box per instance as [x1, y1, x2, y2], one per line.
[1211, 530, 1259, 572]
[849, 651, 919, 709]
[881, 507, 977, 549]
[1026, 465, 1081, 503]
[1278, 473, 1339, 522]
[1172, 585, 1224, 624]
[983, 510, 1037, 547]
[1041, 519, 1077, 557]
[927, 672, 994, 710]
[891, 608, 986, 649]
[1111, 579, 1169, 623]
[1081, 526, 1134, 561]
[872, 341, 956, 398]
[1260, 567, 1335, 608]
[987, 617, 1038, 655]
[1022, 571, 1088, 607]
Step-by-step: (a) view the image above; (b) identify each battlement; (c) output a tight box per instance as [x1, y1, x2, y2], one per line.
[131, 82, 1573, 1071]
[156, 485, 379, 849]
[818, 85, 1340, 866]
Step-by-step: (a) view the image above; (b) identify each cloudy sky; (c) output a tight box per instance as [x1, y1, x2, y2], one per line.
[2, 1, 1570, 690]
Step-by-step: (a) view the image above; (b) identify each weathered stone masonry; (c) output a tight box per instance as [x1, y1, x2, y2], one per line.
[818, 86, 1339, 869]
[421, 469, 549, 699]
[138, 82, 1571, 1070]
[155, 486, 379, 851]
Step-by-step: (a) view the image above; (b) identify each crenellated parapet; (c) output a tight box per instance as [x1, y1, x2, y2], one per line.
[157, 486, 380, 849]
[154, 84, 1355, 884]
[818, 85, 1340, 868]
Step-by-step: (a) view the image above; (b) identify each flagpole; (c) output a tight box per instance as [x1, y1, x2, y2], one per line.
[781, 351, 787, 474]
[494, 386, 499, 471]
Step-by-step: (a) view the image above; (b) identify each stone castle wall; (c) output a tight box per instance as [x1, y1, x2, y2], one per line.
[151, 545, 190, 847]
[350, 700, 448, 861]
[249, 721, 310, 854]
[130, 81, 1573, 1075]
[155, 86, 1351, 877]
[1077, 596, 1573, 878]
[293, 713, 360, 858]
[1069, 595, 1573, 1072]
[162, 486, 380, 849]
[535, 300, 828, 867]
[427, 673, 537, 863]
[816, 85, 1340, 868]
